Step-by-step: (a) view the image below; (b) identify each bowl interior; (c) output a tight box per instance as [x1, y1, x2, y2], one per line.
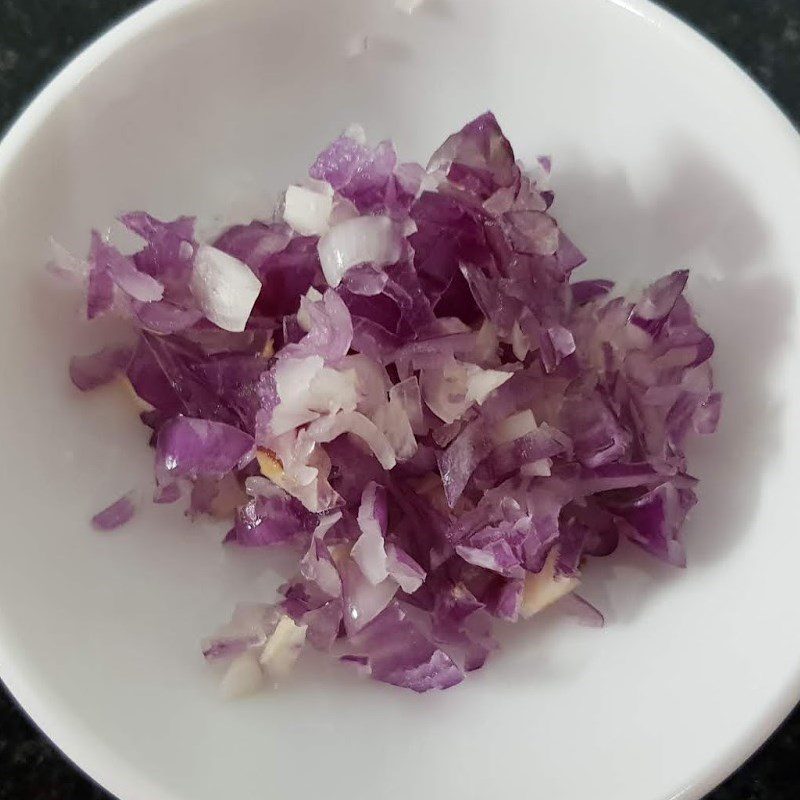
[1, 1, 799, 799]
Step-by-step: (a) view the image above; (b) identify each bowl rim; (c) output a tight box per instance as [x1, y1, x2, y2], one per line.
[0, 1, 798, 799]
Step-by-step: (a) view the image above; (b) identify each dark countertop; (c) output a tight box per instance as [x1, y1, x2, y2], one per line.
[1, 1, 799, 798]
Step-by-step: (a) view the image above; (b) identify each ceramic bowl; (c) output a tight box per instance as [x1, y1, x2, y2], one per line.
[0, 1, 799, 799]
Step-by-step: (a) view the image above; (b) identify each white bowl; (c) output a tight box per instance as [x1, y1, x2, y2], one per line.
[1, 1, 799, 799]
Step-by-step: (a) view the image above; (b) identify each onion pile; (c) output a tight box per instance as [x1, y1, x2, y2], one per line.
[62, 113, 721, 695]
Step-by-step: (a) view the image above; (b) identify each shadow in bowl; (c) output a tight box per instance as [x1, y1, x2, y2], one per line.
[553, 134, 795, 621]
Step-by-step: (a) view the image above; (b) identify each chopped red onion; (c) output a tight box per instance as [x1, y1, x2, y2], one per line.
[91, 492, 136, 531]
[69, 346, 132, 391]
[63, 111, 721, 695]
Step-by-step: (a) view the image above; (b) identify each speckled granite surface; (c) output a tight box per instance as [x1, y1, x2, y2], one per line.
[1, 1, 799, 798]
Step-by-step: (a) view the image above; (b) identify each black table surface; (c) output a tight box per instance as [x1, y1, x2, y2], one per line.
[1, 1, 799, 798]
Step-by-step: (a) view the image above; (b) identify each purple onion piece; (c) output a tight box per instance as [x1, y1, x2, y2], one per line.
[91, 493, 136, 531]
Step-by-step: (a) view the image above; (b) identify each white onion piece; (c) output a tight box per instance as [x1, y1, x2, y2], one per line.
[220, 650, 263, 700]
[287, 458, 339, 513]
[373, 398, 417, 461]
[492, 409, 537, 446]
[352, 503, 389, 586]
[307, 411, 397, 469]
[271, 356, 325, 435]
[296, 287, 323, 331]
[190, 244, 261, 332]
[317, 216, 401, 288]
[261, 430, 318, 488]
[308, 367, 359, 415]
[271, 356, 358, 436]
[520, 549, 580, 618]
[259, 615, 308, 682]
[283, 183, 333, 236]
[422, 359, 511, 423]
[464, 363, 513, 405]
[261, 431, 341, 513]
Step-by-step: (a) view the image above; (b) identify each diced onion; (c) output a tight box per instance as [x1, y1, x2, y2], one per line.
[520, 550, 580, 618]
[259, 615, 308, 682]
[283, 183, 334, 236]
[317, 216, 401, 288]
[220, 650, 264, 699]
[190, 244, 261, 332]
